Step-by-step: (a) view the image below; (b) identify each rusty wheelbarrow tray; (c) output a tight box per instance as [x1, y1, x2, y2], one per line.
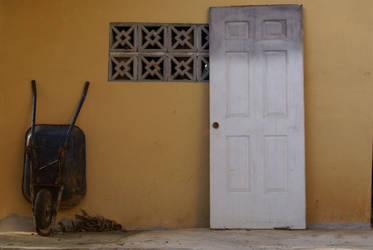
[22, 80, 89, 236]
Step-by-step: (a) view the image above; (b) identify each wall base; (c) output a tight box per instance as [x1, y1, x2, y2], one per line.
[308, 223, 371, 229]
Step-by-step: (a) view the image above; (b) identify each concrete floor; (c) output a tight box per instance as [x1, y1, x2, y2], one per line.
[1, 229, 373, 250]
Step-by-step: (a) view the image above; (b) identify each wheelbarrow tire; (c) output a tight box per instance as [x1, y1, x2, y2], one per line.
[34, 189, 53, 236]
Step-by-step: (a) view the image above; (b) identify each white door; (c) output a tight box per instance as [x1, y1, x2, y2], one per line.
[210, 5, 305, 229]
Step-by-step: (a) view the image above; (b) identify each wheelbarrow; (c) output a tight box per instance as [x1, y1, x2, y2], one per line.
[22, 80, 89, 236]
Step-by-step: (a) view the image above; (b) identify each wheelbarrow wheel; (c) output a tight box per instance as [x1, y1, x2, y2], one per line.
[34, 189, 53, 236]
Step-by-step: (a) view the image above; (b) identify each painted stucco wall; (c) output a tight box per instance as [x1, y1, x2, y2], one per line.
[0, 0, 372, 228]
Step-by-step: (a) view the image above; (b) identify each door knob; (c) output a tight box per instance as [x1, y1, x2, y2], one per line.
[212, 122, 219, 129]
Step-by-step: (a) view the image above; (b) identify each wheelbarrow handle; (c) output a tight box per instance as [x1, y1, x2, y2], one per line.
[83, 81, 89, 93]
[30, 80, 37, 142]
[64, 81, 90, 148]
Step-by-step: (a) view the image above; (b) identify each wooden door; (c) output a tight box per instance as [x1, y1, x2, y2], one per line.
[210, 5, 305, 229]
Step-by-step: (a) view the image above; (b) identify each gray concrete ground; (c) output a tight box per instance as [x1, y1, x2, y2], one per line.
[1, 228, 373, 250]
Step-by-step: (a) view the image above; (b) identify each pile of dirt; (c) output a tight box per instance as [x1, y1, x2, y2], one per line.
[57, 209, 123, 233]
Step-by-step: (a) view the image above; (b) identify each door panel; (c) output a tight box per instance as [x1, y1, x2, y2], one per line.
[210, 5, 305, 229]
[226, 52, 250, 117]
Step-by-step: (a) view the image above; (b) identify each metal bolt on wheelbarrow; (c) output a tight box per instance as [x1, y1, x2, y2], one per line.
[22, 80, 90, 236]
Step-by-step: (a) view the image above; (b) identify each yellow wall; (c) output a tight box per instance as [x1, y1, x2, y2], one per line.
[0, 0, 372, 228]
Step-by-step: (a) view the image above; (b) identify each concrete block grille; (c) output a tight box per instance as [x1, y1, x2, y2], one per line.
[109, 53, 137, 81]
[139, 24, 167, 51]
[198, 54, 209, 81]
[169, 25, 197, 51]
[109, 23, 209, 82]
[139, 55, 166, 81]
[110, 24, 137, 51]
[169, 54, 196, 81]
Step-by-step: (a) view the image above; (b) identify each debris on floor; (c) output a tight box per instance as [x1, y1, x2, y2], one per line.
[57, 209, 123, 232]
